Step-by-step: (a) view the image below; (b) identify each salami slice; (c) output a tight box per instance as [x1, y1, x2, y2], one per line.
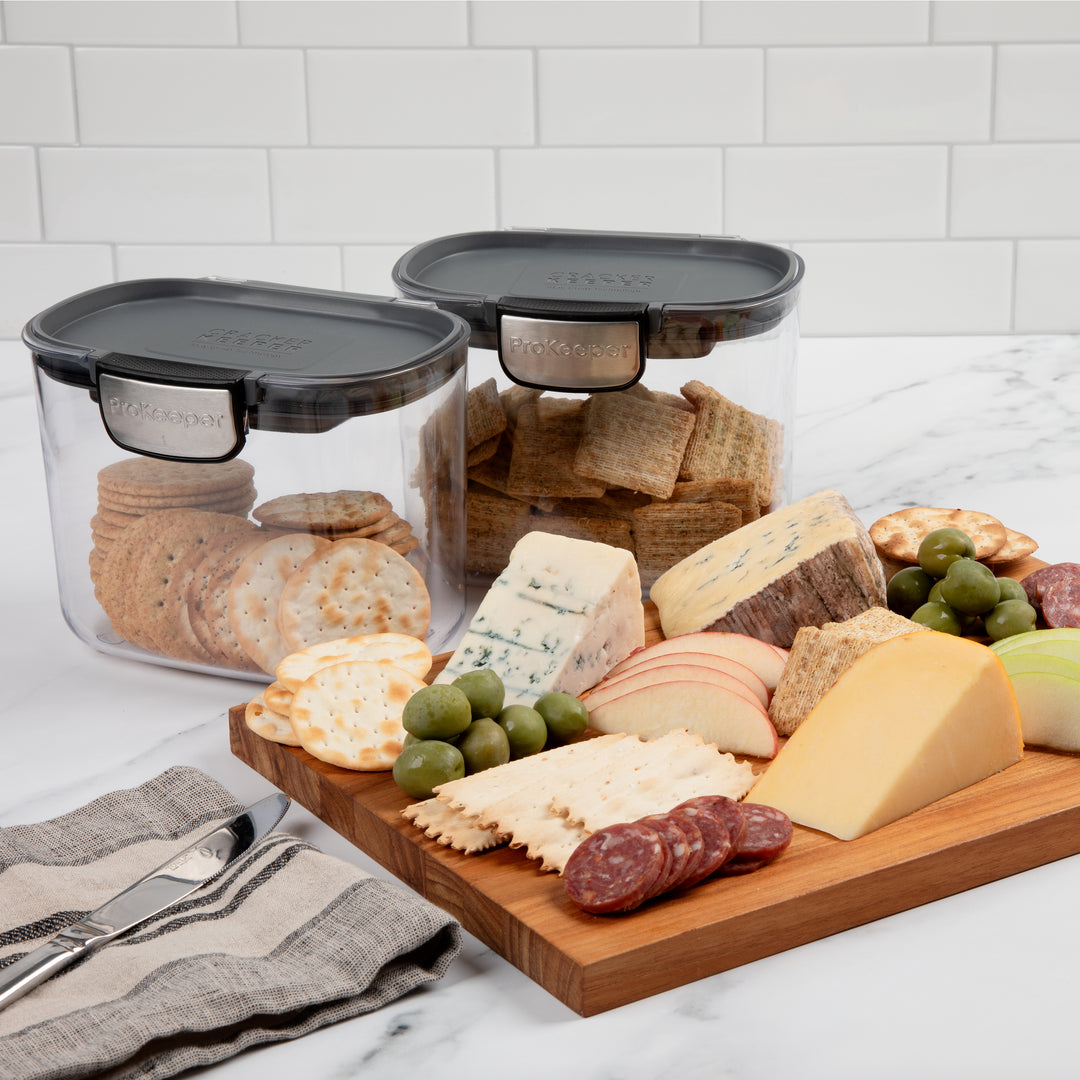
[637, 814, 692, 898]
[1042, 578, 1080, 629]
[671, 806, 733, 889]
[674, 795, 747, 852]
[664, 809, 706, 889]
[1022, 563, 1080, 611]
[562, 822, 667, 914]
[723, 803, 792, 870]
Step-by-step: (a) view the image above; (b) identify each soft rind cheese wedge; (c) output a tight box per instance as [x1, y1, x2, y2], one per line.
[649, 488, 886, 648]
[435, 531, 645, 706]
[748, 632, 1023, 840]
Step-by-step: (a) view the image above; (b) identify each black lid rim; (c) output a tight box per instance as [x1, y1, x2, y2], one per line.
[22, 277, 472, 387]
[391, 228, 805, 315]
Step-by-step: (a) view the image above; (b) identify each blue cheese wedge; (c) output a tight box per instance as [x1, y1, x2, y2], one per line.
[436, 531, 645, 706]
[649, 489, 887, 648]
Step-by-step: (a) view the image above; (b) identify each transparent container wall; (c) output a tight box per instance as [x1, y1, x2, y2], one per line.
[35, 364, 466, 680]
[464, 309, 799, 590]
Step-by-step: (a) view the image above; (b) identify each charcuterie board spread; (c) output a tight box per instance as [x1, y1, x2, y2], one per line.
[229, 489, 1080, 1015]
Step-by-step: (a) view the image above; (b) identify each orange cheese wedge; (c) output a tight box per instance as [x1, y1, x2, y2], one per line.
[749, 632, 1023, 840]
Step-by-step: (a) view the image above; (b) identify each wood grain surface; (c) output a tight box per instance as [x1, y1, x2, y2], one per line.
[229, 578, 1080, 1016]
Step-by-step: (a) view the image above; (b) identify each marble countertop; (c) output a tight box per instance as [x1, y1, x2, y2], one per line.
[2, 335, 1078, 1079]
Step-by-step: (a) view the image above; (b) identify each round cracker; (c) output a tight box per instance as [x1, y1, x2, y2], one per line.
[131, 510, 259, 662]
[263, 680, 295, 715]
[191, 534, 268, 672]
[252, 489, 392, 532]
[276, 538, 431, 652]
[98, 457, 254, 497]
[982, 527, 1039, 565]
[227, 532, 332, 675]
[96, 485, 256, 514]
[868, 506, 1007, 562]
[276, 632, 432, 693]
[245, 690, 301, 746]
[289, 660, 423, 770]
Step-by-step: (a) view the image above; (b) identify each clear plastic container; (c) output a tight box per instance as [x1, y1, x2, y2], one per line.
[392, 229, 804, 586]
[24, 278, 471, 678]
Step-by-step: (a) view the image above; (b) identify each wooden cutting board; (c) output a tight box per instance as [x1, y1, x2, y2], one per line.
[229, 572, 1080, 1016]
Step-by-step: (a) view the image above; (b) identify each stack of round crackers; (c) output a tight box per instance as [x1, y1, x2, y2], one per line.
[868, 506, 1038, 578]
[244, 633, 433, 770]
[252, 489, 419, 556]
[90, 458, 256, 591]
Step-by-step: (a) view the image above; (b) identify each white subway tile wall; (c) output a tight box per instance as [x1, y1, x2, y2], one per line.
[1, 0, 1078, 338]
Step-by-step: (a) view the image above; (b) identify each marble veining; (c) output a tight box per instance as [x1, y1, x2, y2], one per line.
[2, 336, 1080, 1079]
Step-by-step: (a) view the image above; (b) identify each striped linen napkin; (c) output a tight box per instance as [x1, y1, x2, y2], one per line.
[0, 766, 462, 1080]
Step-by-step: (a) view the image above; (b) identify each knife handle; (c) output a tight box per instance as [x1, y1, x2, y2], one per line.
[0, 922, 104, 1012]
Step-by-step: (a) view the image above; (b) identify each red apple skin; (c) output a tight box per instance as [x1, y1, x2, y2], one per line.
[582, 662, 768, 716]
[605, 631, 787, 692]
[588, 679, 780, 759]
[588, 651, 770, 708]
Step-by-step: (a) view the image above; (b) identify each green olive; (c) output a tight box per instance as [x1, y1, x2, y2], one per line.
[401, 683, 473, 741]
[452, 668, 506, 720]
[910, 601, 963, 635]
[996, 577, 1027, 604]
[928, 580, 946, 604]
[534, 691, 589, 744]
[886, 566, 935, 617]
[984, 599, 1038, 642]
[458, 717, 511, 774]
[392, 739, 465, 799]
[917, 528, 977, 578]
[939, 558, 1000, 615]
[498, 704, 548, 759]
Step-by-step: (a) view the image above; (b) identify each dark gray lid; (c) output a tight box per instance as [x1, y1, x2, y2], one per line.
[24, 277, 470, 458]
[392, 229, 803, 392]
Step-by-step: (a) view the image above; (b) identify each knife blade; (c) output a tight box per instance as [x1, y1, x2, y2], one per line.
[0, 791, 290, 1012]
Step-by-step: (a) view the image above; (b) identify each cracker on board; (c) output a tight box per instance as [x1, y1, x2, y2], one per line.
[277, 537, 431, 651]
[506, 402, 605, 500]
[550, 729, 757, 833]
[401, 799, 506, 854]
[290, 659, 423, 770]
[263, 680, 294, 714]
[245, 690, 300, 746]
[275, 632, 432, 693]
[573, 391, 695, 499]
[227, 532, 331, 674]
[252, 489, 392, 532]
[868, 507, 1007, 563]
[768, 607, 926, 736]
[983, 527, 1039, 565]
[631, 500, 743, 586]
[466, 377, 508, 451]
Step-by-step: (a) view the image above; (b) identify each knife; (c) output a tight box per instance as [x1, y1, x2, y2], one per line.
[0, 791, 290, 1012]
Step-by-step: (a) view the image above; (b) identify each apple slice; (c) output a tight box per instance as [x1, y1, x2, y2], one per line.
[992, 627, 1080, 660]
[1002, 660, 1080, 751]
[605, 631, 787, 692]
[588, 679, 779, 759]
[582, 663, 768, 716]
[588, 650, 769, 709]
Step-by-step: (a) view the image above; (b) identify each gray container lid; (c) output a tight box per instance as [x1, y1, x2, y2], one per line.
[392, 229, 803, 392]
[23, 277, 470, 460]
